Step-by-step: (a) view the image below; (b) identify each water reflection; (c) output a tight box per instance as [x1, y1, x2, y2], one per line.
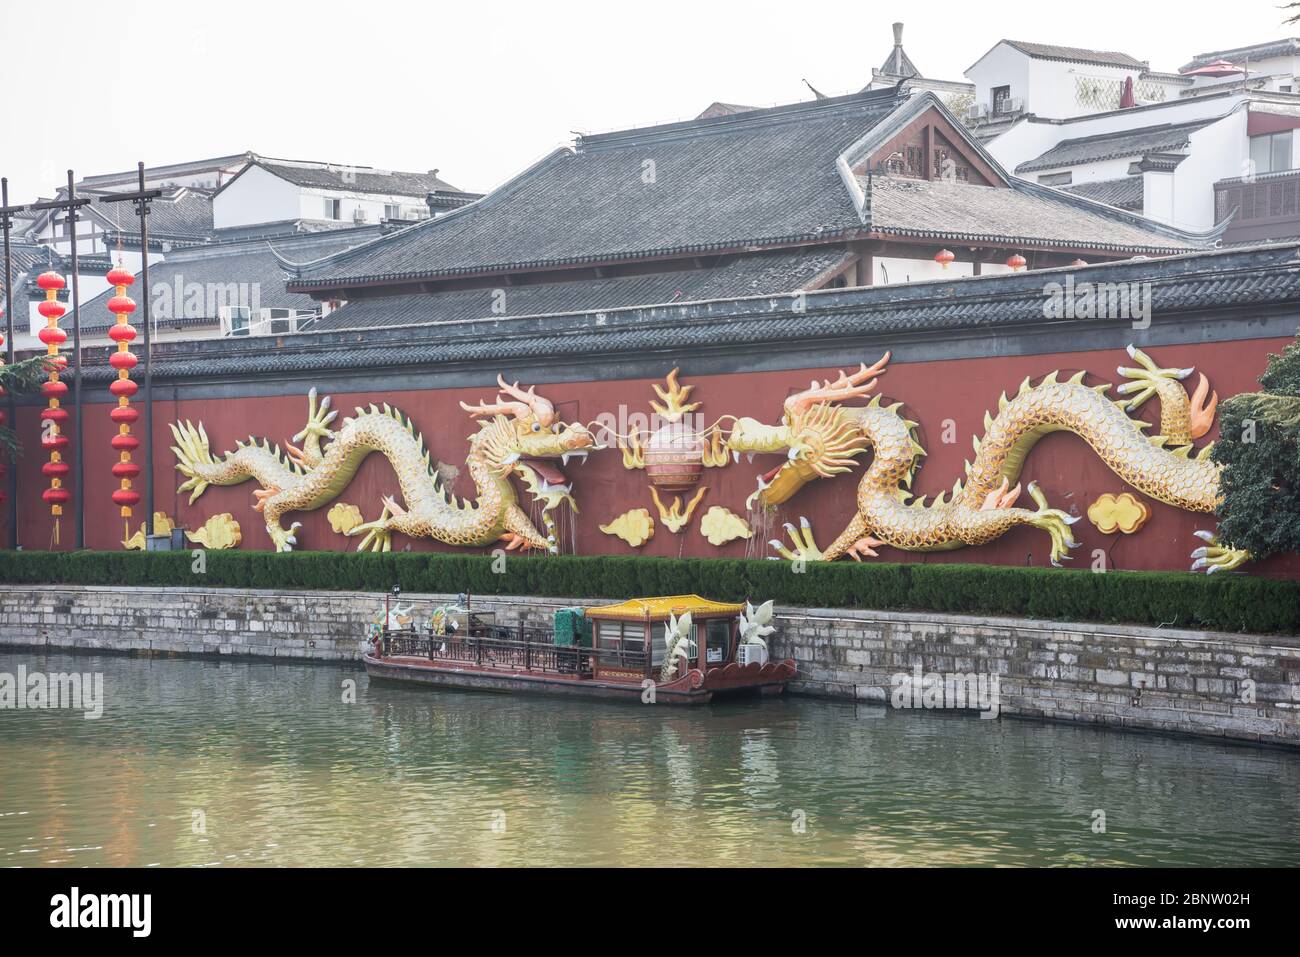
[1, 650, 1297, 866]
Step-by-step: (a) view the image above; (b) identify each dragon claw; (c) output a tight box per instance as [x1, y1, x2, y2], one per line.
[1117, 345, 1202, 414]
[349, 505, 395, 552]
[1025, 482, 1079, 566]
[770, 516, 827, 562]
[1189, 530, 1249, 574]
[269, 520, 302, 553]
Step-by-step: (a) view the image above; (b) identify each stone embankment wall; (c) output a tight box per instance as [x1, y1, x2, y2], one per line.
[1, 585, 1297, 747]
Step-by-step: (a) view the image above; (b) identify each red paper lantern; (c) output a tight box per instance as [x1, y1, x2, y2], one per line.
[37, 271, 69, 537]
[105, 263, 139, 531]
[1007, 253, 1027, 271]
[111, 489, 141, 508]
[934, 248, 955, 269]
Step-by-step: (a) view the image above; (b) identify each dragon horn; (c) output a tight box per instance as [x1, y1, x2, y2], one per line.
[496, 374, 555, 424]
[459, 398, 530, 418]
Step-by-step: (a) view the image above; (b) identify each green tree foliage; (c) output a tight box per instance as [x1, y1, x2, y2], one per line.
[0, 355, 52, 461]
[1212, 333, 1300, 560]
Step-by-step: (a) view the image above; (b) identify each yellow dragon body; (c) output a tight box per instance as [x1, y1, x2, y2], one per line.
[726, 347, 1248, 572]
[170, 376, 593, 552]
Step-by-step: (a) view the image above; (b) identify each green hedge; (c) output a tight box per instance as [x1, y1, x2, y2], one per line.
[0, 550, 1296, 635]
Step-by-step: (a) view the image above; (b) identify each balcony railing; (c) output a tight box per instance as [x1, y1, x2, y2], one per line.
[1215, 168, 1300, 242]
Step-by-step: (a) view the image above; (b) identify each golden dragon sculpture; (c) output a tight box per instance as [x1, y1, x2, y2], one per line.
[726, 346, 1248, 573]
[170, 376, 594, 552]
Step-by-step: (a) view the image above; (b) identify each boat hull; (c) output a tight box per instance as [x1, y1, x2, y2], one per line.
[362, 652, 796, 706]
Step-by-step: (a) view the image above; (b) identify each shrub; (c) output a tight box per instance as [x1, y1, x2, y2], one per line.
[0, 550, 1296, 634]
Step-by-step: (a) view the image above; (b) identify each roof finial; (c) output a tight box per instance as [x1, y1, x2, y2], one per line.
[893, 22, 904, 48]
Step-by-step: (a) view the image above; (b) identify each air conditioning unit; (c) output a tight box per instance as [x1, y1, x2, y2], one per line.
[967, 103, 989, 120]
[736, 644, 769, 666]
[997, 97, 1024, 114]
[352, 208, 368, 224]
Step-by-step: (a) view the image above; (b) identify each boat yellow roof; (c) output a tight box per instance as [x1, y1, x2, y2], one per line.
[584, 595, 744, 621]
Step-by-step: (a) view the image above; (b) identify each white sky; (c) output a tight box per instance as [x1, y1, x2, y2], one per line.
[0, 0, 1294, 200]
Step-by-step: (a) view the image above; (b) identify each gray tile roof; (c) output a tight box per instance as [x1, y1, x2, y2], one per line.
[243, 159, 462, 198]
[1015, 119, 1214, 173]
[74, 230, 381, 331]
[94, 187, 214, 244]
[210, 220, 379, 243]
[313, 248, 852, 331]
[288, 89, 906, 289]
[1001, 40, 1147, 70]
[1182, 38, 1300, 72]
[1060, 176, 1145, 211]
[696, 102, 758, 119]
[864, 175, 1191, 253]
[68, 241, 1300, 384]
[289, 88, 1204, 293]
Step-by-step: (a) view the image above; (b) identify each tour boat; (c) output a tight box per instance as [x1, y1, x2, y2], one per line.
[362, 594, 797, 705]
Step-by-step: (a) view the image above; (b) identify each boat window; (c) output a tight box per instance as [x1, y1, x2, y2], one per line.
[622, 628, 645, 654]
[598, 621, 623, 651]
[704, 619, 730, 665]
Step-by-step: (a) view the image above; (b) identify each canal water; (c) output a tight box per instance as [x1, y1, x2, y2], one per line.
[1, 649, 1297, 867]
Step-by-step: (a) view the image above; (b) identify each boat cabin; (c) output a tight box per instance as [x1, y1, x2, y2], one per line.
[584, 595, 745, 683]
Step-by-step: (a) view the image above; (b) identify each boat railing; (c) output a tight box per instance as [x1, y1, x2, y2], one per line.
[380, 628, 649, 679]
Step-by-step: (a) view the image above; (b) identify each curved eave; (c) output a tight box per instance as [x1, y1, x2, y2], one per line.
[866, 227, 1191, 256]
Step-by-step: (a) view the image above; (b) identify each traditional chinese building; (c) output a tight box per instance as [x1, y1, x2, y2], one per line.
[283, 87, 1216, 327]
[8, 87, 1297, 579]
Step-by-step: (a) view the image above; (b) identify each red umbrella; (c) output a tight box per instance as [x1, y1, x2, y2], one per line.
[1119, 75, 1135, 108]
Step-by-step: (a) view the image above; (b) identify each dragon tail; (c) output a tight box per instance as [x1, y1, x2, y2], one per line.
[169, 420, 253, 504]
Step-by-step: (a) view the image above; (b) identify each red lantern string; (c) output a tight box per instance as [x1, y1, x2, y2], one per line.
[37, 271, 70, 544]
[105, 264, 140, 541]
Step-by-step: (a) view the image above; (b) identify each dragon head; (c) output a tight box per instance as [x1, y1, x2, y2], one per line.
[460, 375, 595, 490]
[727, 354, 888, 508]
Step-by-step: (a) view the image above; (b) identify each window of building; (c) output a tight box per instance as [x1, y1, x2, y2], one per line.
[991, 85, 1011, 113]
[1249, 131, 1294, 174]
[323, 197, 341, 219]
[384, 203, 402, 219]
[1038, 171, 1073, 186]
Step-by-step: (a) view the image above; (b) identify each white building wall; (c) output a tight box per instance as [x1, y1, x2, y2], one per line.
[1168, 109, 1248, 228]
[986, 91, 1247, 169]
[871, 257, 1017, 285]
[299, 188, 426, 226]
[1034, 157, 1134, 185]
[1142, 172, 1177, 224]
[967, 46, 1031, 116]
[212, 166, 302, 228]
